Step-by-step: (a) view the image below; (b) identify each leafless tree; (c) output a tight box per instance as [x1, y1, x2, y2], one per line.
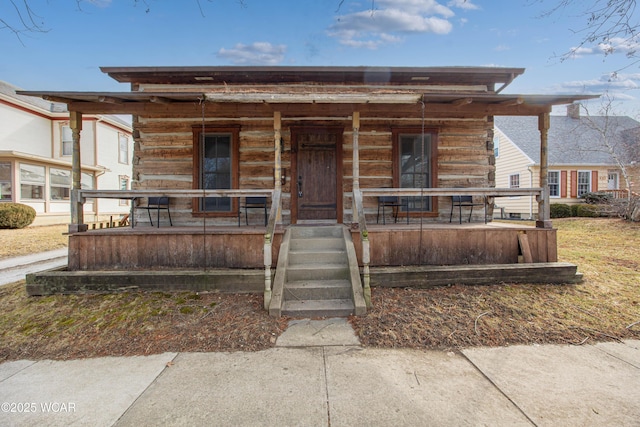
[537, 0, 639, 72]
[570, 95, 640, 220]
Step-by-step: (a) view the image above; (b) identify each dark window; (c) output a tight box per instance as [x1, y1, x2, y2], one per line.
[202, 134, 232, 211]
[193, 126, 239, 215]
[393, 130, 437, 212]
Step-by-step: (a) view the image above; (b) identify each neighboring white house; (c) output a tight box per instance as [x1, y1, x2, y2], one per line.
[494, 104, 640, 219]
[0, 80, 133, 225]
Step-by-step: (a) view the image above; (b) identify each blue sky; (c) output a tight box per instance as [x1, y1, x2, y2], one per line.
[1, 0, 639, 116]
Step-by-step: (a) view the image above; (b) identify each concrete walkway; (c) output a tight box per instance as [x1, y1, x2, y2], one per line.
[1, 318, 638, 427]
[0, 248, 67, 287]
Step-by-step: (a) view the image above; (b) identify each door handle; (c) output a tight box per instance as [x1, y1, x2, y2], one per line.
[297, 176, 303, 198]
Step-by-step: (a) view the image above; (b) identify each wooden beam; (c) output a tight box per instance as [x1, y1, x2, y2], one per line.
[452, 97, 473, 107]
[499, 97, 524, 106]
[68, 100, 553, 117]
[352, 111, 360, 190]
[149, 96, 173, 104]
[98, 96, 123, 104]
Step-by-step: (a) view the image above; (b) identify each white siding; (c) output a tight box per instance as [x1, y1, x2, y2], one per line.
[494, 127, 537, 218]
[0, 102, 52, 157]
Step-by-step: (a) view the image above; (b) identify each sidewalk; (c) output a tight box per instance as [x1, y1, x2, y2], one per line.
[1, 318, 638, 426]
[0, 248, 67, 287]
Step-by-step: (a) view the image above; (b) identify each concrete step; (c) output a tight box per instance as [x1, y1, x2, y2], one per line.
[284, 279, 352, 300]
[286, 264, 350, 281]
[289, 226, 344, 239]
[288, 249, 347, 266]
[282, 299, 355, 318]
[289, 237, 344, 251]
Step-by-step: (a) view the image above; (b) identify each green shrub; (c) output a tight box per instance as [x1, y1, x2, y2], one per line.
[0, 203, 37, 229]
[575, 204, 599, 217]
[550, 203, 572, 218]
[570, 204, 580, 217]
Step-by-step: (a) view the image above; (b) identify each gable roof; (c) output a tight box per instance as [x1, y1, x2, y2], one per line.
[495, 115, 640, 166]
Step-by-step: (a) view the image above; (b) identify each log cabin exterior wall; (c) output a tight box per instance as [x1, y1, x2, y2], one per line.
[130, 82, 495, 226]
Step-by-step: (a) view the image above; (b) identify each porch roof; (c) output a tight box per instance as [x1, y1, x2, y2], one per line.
[16, 90, 597, 117]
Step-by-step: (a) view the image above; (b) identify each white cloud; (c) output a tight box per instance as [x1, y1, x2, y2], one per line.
[568, 35, 640, 59]
[447, 0, 479, 10]
[217, 42, 286, 65]
[328, 0, 473, 49]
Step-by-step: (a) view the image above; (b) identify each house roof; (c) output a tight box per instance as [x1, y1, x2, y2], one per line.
[16, 66, 598, 117]
[0, 80, 67, 113]
[99, 65, 526, 91]
[1, 80, 131, 130]
[495, 114, 640, 165]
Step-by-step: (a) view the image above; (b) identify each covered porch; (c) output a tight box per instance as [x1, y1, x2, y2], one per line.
[19, 66, 592, 310]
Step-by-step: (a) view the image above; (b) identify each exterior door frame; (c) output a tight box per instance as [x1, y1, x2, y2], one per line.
[290, 126, 343, 224]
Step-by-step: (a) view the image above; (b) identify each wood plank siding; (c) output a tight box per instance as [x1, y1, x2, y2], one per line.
[131, 104, 494, 225]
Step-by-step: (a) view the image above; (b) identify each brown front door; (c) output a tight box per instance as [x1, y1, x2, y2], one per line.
[292, 128, 342, 222]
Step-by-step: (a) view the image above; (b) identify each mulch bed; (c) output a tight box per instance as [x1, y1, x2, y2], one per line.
[350, 286, 640, 349]
[2, 282, 639, 362]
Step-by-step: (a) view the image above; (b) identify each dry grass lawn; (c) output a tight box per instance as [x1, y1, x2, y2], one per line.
[0, 225, 68, 259]
[0, 218, 638, 361]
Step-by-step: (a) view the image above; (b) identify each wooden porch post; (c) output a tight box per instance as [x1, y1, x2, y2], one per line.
[537, 112, 552, 228]
[351, 111, 360, 224]
[69, 111, 87, 233]
[274, 111, 282, 191]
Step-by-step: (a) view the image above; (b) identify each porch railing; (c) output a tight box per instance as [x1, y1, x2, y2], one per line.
[351, 187, 548, 307]
[76, 188, 281, 306]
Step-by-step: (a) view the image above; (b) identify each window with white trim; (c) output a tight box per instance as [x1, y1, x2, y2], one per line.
[119, 134, 129, 165]
[61, 126, 73, 156]
[509, 173, 520, 189]
[0, 162, 11, 201]
[50, 168, 71, 200]
[493, 135, 500, 158]
[548, 171, 560, 197]
[578, 171, 591, 196]
[20, 164, 45, 200]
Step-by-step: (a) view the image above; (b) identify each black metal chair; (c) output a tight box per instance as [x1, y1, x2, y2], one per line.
[376, 196, 409, 224]
[449, 195, 485, 224]
[238, 196, 268, 226]
[138, 196, 172, 227]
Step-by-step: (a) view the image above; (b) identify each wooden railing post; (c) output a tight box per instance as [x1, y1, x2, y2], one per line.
[69, 111, 88, 233]
[263, 188, 281, 309]
[537, 112, 552, 228]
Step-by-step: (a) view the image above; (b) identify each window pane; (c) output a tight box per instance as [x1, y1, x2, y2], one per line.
[0, 162, 12, 200]
[201, 134, 232, 212]
[81, 173, 94, 190]
[20, 164, 45, 200]
[50, 168, 71, 200]
[62, 126, 73, 156]
[548, 171, 559, 197]
[399, 134, 431, 211]
[119, 134, 129, 164]
[578, 171, 590, 196]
